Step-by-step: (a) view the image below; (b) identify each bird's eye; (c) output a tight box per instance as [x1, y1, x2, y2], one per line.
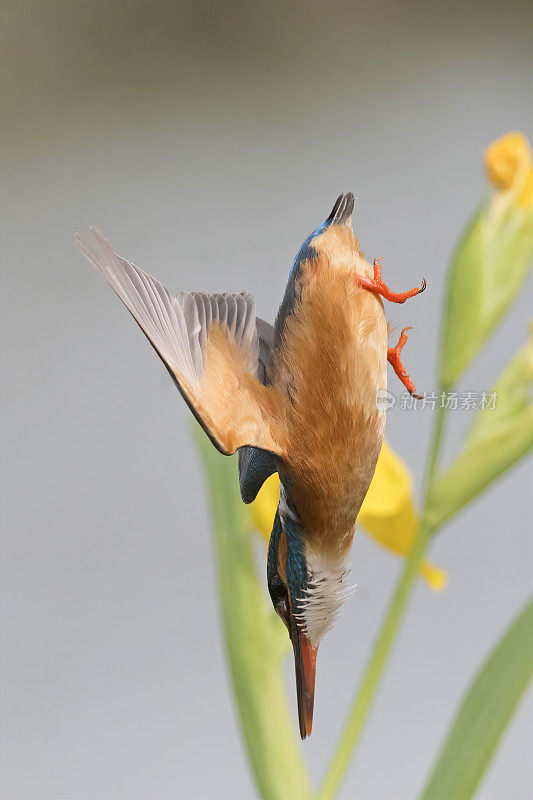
[268, 574, 290, 630]
[268, 574, 287, 605]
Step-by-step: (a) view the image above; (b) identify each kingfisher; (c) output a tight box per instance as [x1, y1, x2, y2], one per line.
[76, 192, 425, 739]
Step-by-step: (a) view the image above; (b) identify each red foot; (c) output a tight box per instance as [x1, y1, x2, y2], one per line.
[356, 258, 426, 304]
[387, 327, 421, 398]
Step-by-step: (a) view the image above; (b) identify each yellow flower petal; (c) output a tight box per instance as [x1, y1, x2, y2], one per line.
[357, 443, 446, 591]
[250, 473, 279, 544]
[250, 443, 446, 591]
[484, 131, 533, 208]
[421, 560, 448, 591]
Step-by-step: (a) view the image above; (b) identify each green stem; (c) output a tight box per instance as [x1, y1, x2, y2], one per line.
[194, 427, 311, 800]
[319, 405, 448, 799]
[424, 403, 448, 496]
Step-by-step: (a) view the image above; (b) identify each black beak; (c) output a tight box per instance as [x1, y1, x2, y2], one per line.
[290, 614, 318, 739]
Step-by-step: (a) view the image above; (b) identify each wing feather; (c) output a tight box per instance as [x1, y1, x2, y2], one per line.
[76, 229, 284, 456]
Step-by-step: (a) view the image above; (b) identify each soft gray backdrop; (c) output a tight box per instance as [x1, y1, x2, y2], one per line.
[1, 2, 531, 798]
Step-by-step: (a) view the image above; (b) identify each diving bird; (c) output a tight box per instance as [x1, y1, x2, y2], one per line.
[75, 192, 425, 739]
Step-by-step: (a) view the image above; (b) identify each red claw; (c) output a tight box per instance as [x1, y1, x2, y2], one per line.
[356, 257, 426, 304]
[387, 327, 421, 398]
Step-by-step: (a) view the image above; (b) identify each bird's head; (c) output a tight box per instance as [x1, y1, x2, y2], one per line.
[267, 484, 353, 739]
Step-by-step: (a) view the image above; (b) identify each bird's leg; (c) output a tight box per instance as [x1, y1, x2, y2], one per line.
[356, 258, 426, 304]
[387, 327, 422, 398]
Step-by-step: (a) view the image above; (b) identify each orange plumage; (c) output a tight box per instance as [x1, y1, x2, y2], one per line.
[277, 227, 387, 558]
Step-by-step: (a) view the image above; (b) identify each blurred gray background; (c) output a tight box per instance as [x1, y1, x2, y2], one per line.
[1, 1, 532, 798]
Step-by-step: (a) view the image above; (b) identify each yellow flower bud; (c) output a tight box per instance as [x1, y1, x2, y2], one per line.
[441, 132, 533, 389]
[484, 132, 533, 208]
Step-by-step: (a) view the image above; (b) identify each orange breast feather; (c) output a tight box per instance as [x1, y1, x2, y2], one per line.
[277, 225, 388, 556]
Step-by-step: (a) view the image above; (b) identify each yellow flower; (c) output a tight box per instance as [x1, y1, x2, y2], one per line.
[251, 473, 280, 544]
[484, 131, 533, 208]
[357, 443, 446, 590]
[250, 443, 446, 591]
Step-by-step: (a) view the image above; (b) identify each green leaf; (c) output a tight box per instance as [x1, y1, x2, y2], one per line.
[470, 325, 533, 438]
[419, 598, 533, 800]
[427, 333, 533, 530]
[440, 200, 533, 391]
[193, 425, 311, 800]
